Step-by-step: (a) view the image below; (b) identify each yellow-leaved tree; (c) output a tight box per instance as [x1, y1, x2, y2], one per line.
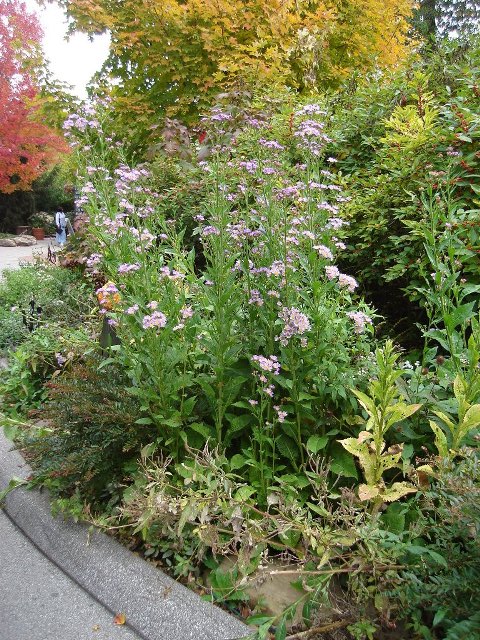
[59, 0, 413, 139]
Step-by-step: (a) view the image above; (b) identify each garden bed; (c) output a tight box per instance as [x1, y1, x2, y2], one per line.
[2, 46, 480, 640]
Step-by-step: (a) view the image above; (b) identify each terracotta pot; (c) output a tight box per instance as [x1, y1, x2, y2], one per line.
[16, 226, 31, 235]
[31, 227, 45, 240]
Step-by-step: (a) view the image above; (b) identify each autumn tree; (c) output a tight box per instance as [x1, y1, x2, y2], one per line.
[0, 0, 68, 194]
[57, 0, 413, 142]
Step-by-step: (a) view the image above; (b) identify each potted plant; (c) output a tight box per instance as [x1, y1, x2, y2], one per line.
[28, 212, 54, 240]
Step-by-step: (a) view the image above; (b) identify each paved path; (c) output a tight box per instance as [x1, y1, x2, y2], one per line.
[0, 509, 141, 640]
[0, 239, 55, 274]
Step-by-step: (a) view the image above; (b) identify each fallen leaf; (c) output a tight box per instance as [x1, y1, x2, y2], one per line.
[92, 624, 101, 632]
[113, 613, 126, 625]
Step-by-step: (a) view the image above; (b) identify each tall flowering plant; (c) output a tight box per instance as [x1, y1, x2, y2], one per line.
[66, 100, 375, 494]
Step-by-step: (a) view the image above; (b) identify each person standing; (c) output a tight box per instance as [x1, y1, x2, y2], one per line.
[55, 207, 67, 246]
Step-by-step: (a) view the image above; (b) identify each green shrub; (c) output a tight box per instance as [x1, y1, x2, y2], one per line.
[0, 308, 28, 352]
[0, 264, 93, 325]
[0, 264, 95, 358]
[325, 39, 480, 342]
[392, 449, 480, 638]
[0, 324, 94, 412]
[24, 358, 153, 505]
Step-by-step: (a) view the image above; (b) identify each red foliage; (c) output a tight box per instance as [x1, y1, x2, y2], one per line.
[0, 0, 68, 193]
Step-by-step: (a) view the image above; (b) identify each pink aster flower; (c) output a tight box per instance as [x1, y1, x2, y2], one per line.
[346, 311, 372, 334]
[252, 355, 281, 375]
[278, 307, 311, 346]
[325, 265, 340, 280]
[142, 311, 167, 329]
[338, 274, 358, 292]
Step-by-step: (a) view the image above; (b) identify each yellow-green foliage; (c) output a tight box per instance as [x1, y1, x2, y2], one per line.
[58, 0, 413, 127]
[340, 341, 421, 507]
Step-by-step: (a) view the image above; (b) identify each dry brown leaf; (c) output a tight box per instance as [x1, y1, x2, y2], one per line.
[113, 613, 126, 625]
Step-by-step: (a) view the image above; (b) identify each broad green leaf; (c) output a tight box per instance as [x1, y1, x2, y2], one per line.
[230, 453, 247, 470]
[385, 403, 421, 429]
[306, 435, 328, 453]
[307, 502, 330, 517]
[234, 485, 256, 501]
[275, 619, 287, 640]
[352, 389, 377, 418]
[433, 609, 448, 627]
[189, 422, 214, 440]
[381, 502, 406, 535]
[140, 442, 157, 459]
[432, 410, 455, 433]
[444, 303, 475, 331]
[379, 452, 402, 475]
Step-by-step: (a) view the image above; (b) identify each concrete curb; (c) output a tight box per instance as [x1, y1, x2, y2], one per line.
[0, 430, 250, 640]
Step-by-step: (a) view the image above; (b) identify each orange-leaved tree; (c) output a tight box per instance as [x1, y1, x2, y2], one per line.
[57, 0, 413, 134]
[0, 0, 68, 194]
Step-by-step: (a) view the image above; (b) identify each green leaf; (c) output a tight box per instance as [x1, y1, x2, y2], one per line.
[135, 417, 153, 425]
[0, 476, 27, 504]
[178, 502, 196, 535]
[246, 614, 273, 626]
[140, 442, 157, 459]
[275, 618, 287, 640]
[381, 502, 406, 535]
[276, 474, 311, 488]
[307, 502, 330, 517]
[306, 435, 328, 453]
[276, 435, 300, 466]
[382, 482, 417, 502]
[444, 303, 475, 331]
[230, 453, 248, 470]
[461, 404, 480, 432]
[339, 437, 375, 482]
[234, 485, 256, 501]
[330, 442, 358, 479]
[188, 422, 214, 441]
[3, 423, 19, 440]
[432, 410, 455, 433]
[351, 389, 376, 417]
[433, 608, 448, 627]
[182, 395, 197, 417]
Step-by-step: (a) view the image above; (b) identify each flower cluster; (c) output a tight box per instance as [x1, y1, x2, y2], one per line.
[294, 117, 332, 156]
[142, 311, 167, 329]
[251, 355, 281, 375]
[63, 112, 100, 133]
[278, 307, 311, 346]
[325, 266, 358, 292]
[118, 263, 141, 274]
[96, 282, 121, 311]
[346, 311, 373, 334]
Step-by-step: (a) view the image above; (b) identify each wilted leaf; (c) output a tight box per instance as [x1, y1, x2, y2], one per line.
[382, 482, 417, 502]
[358, 483, 379, 501]
[113, 613, 126, 625]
